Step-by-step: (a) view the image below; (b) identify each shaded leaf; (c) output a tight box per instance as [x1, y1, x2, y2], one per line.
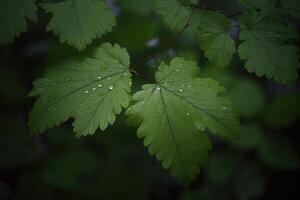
[198, 11, 236, 68]
[154, 0, 193, 31]
[238, 12, 299, 84]
[0, 0, 37, 44]
[42, 0, 116, 50]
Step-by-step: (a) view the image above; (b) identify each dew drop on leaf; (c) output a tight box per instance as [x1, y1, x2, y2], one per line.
[108, 85, 114, 91]
[98, 84, 103, 88]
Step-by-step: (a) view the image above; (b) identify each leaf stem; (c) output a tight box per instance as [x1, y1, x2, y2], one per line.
[190, 4, 242, 17]
[131, 8, 196, 70]
[130, 3, 242, 71]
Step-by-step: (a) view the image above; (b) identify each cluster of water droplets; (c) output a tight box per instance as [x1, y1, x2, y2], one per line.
[72, 75, 117, 102]
[178, 84, 192, 93]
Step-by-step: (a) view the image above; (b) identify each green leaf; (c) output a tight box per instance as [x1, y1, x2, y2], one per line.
[29, 43, 132, 137]
[238, 12, 300, 84]
[280, 0, 300, 19]
[41, 0, 116, 50]
[198, 11, 236, 68]
[126, 57, 240, 184]
[154, 0, 193, 31]
[0, 0, 37, 45]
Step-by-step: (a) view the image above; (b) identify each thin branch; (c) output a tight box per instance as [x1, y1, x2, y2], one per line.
[189, 4, 242, 17]
[131, 8, 196, 70]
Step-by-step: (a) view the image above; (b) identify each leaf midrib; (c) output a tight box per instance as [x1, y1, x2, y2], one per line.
[160, 84, 236, 138]
[158, 86, 188, 179]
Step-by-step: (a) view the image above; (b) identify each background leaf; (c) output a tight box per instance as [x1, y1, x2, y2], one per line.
[238, 11, 300, 84]
[0, 0, 37, 45]
[198, 11, 236, 68]
[42, 0, 116, 50]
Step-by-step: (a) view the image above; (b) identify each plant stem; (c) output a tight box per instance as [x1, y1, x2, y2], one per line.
[131, 3, 242, 71]
[131, 8, 196, 70]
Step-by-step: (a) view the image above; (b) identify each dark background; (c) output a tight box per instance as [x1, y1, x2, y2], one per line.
[1, 0, 300, 199]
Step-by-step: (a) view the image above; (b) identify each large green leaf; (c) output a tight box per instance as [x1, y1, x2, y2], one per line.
[126, 57, 240, 184]
[154, 0, 193, 31]
[29, 43, 132, 137]
[42, 0, 116, 50]
[0, 0, 37, 45]
[198, 11, 236, 68]
[238, 12, 299, 84]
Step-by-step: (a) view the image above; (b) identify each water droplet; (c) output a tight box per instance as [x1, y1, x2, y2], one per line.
[98, 84, 103, 88]
[85, 90, 89, 94]
[129, 81, 132, 86]
[222, 106, 227, 110]
[188, 85, 192, 88]
[64, 76, 72, 82]
[156, 87, 161, 91]
[167, 79, 174, 85]
[92, 88, 96, 91]
[97, 76, 102, 79]
[181, 84, 185, 87]
[179, 89, 183, 92]
[186, 113, 191, 116]
[175, 69, 180, 72]
[141, 101, 145, 104]
[108, 85, 114, 91]
[107, 77, 111, 80]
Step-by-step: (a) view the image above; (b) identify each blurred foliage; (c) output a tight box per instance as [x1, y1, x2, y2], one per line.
[0, 0, 300, 199]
